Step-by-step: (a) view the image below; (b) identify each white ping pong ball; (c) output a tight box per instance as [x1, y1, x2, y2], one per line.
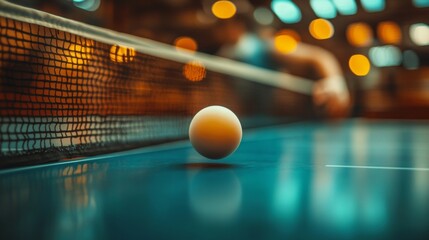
[189, 106, 242, 159]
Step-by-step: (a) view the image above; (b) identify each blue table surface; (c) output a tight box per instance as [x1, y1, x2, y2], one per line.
[1, 119, 429, 240]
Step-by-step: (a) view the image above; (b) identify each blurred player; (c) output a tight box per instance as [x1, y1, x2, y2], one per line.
[212, 17, 351, 119]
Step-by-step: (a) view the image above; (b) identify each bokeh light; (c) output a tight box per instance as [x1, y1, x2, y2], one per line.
[110, 45, 136, 63]
[183, 60, 206, 82]
[253, 7, 274, 25]
[211, 1, 237, 19]
[369, 45, 402, 67]
[174, 36, 198, 52]
[273, 29, 300, 54]
[271, 0, 302, 24]
[66, 41, 93, 66]
[413, 0, 429, 8]
[346, 22, 373, 47]
[403, 50, 420, 70]
[309, 18, 334, 40]
[332, 0, 357, 15]
[73, 0, 101, 11]
[349, 54, 371, 76]
[274, 35, 298, 54]
[310, 0, 337, 19]
[361, 0, 385, 12]
[377, 21, 402, 45]
[409, 23, 429, 46]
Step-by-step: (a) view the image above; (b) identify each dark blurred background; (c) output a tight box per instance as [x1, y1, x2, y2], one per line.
[8, 0, 429, 119]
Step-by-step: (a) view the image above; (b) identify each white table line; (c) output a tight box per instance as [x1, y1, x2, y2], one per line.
[325, 165, 429, 171]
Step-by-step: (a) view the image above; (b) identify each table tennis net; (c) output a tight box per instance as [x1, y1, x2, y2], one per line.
[0, 2, 312, 168]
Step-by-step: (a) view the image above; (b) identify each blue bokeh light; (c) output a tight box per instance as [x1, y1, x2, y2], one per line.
[310, 0, 337, 19]
[369, 45, 402, 67]
[361, 0, 385, 12]
[403, 50, 419, 70]
[332, 0, 357, 15]
[413, 0, 429, 8]
[271, 0, 302, 24]
[73, 0, 101, 12]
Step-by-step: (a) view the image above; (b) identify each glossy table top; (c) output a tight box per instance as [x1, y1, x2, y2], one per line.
[1, 120, 429, 240]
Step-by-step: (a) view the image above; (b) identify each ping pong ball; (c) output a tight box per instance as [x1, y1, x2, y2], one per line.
[189, 106, 242, 159]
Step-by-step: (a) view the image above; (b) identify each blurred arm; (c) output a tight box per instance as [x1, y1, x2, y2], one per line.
[272, 42, 352, 118]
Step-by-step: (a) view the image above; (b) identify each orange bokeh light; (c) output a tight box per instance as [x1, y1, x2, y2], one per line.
[309, 18, 334, 40]
[66, 40, 94, 66]
[183, 60, 206, 82]
[346, 22, 373, 47]
[377, 21, 402, 44]
[274, 29, 300, 54]
[110, 45, 136, 63]
[349, 54, 371, 76]
[212, 1, 237, 19]
[174, 36, 198, 52]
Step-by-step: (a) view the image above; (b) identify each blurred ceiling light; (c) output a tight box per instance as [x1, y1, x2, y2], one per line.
[309, 18, 334, 40]
[253, 7, 274, 25]
[403, 50, 420, 70]
[310, 0, 337, 19]
[73, 0, 101, 11]
[332, 0, 357, 15]
[369, 45, 402, 67]
[183, 60, 206, 82]
[377, 21, 402, 45]
[349, 54, 371, 76]
[66, 41, 94, 66]
[361, 0, 385, 12]
[409, 23, 429, 46]
[234, 34, 263, 61]
[110, 45, 136, 63]
[212, 1, 237, 19]
[174, 36, 198, 53]
[271, 0, 302, 24]
[413, 0, 429, 7]
[346, 22, 373, 47]
[274, 34, 298, 54]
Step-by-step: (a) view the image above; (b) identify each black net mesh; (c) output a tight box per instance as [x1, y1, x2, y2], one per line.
[0, 12, 311, 168]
